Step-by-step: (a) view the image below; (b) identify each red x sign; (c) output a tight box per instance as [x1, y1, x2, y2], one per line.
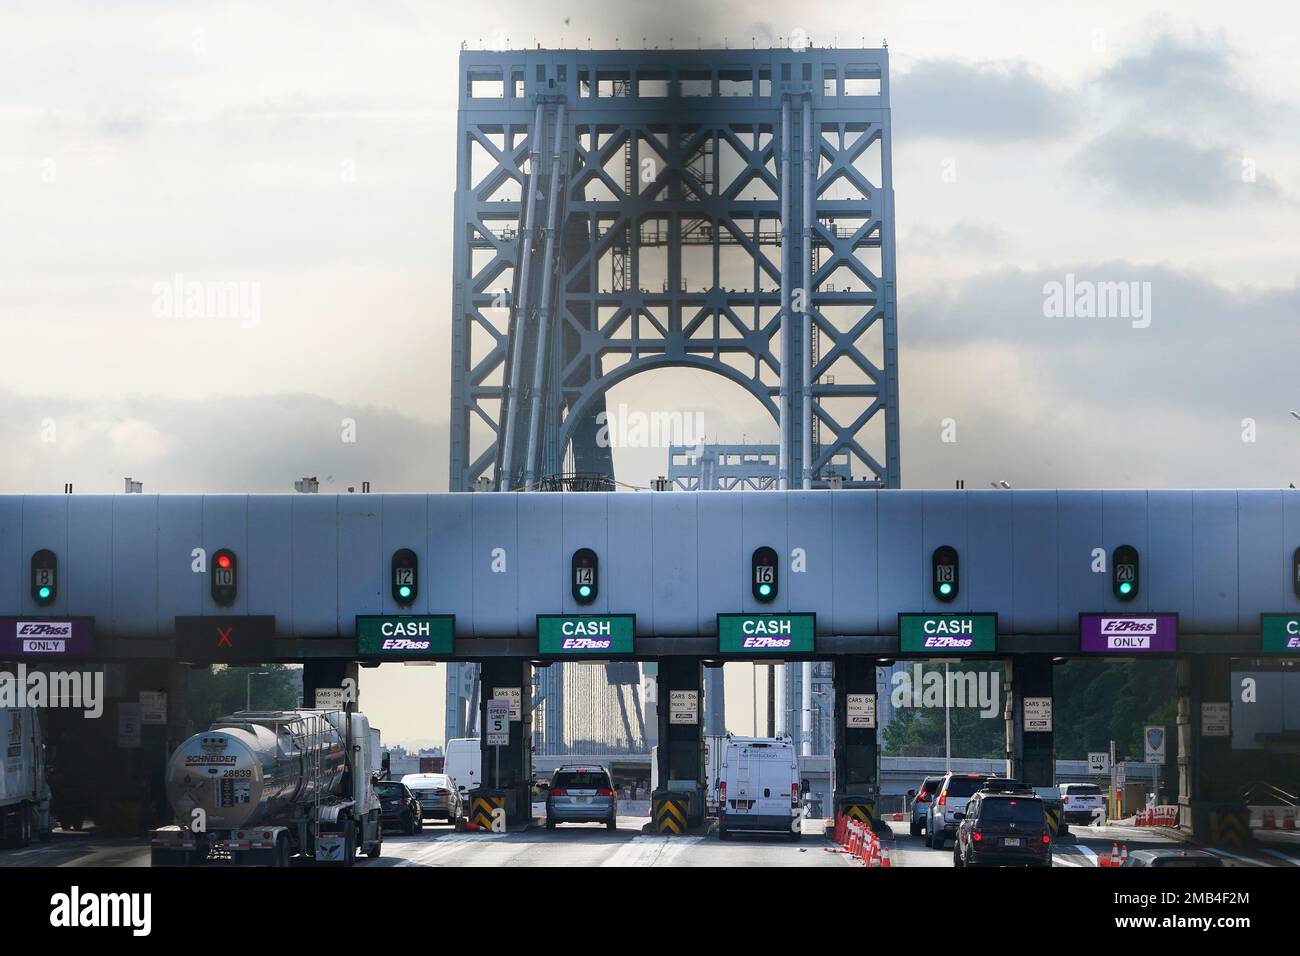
[216, 626, 234, 648]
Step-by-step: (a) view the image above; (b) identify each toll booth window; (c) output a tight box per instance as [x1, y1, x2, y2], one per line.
[844, 744, 873, 784]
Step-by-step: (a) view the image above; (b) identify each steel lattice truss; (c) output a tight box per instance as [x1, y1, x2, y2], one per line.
[450, 48, 901, 492]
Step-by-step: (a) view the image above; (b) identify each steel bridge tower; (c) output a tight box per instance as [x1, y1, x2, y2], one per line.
[446, 45, 902, 742]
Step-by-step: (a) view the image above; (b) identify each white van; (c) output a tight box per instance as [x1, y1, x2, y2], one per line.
[717, 735, 803, 840]
[444, 737, 481, 794]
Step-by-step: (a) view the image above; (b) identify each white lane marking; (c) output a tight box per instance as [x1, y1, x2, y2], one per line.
[600, 834, 704, 867]
[1259, 849, 1300, 867]
[1205, 847, 1267, 867]
[1073, 845, 1100, 866]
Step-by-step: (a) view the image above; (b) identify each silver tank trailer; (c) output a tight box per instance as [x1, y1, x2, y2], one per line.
[165, 710, 349, 830]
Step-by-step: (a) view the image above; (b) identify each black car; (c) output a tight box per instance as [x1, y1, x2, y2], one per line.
[374, 780, 423, 835]
[954, 787, 1052, 868]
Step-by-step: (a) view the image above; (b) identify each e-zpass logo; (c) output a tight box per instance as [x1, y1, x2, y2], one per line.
[743, 637, 792, 649]
[923, 636, 974, 649]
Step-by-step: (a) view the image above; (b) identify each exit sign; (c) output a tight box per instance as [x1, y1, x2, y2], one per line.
[717, 614, 815, 654]
[1261, 615, 1300, 653]
[537, 615, 635, 655]
[898, 613, 998, 654]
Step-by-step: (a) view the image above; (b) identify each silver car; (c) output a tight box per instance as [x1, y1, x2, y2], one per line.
[925, 772, 992, 849]
[545, 765, 618, 829]
[400, 773, 463, 823]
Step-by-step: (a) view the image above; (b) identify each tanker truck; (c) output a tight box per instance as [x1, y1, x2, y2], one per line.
[149, 708, 382, 867]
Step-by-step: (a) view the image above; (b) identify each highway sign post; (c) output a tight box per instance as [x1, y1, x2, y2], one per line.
[846, 693, 876, 729]
[487, 699, 509, 788]
[1023, 697, 1052, 732]
[315, 687, 346, 709]
[1201, 702, 1231, 737]
[494, 687, 521, 721]
[1144, 726, 1166, 804]
[669, 690, 698, 725]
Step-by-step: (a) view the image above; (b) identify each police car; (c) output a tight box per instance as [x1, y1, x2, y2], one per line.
[1059, 783, 1107, 825]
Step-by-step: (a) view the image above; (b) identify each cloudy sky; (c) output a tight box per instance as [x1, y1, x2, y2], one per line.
[3, 1, 1299, 745]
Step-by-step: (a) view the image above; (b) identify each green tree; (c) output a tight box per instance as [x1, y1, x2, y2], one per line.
[1052, 659, 1176, 761]
[187, 665, 302, 730]
[881, 664, 1006, 758]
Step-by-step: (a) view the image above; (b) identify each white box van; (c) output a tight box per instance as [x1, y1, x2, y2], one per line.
[717, 736, 802, 841]
[444, 737, 481, 794]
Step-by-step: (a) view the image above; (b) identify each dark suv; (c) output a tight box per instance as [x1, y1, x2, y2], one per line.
[374, 780, 423, 835]
[953, 782, 1051, 868]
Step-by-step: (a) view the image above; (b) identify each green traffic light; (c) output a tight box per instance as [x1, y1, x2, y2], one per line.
[579, 585, 592, 598]
[399, 585, 412, 599]
[939, 582, 952, 596]
[759, 584, 772, 597]
[38, 586, 51, 600]
[1119, 581, 1132, 595]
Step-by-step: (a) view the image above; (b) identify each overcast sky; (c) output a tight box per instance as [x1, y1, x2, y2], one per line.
[4, 1, 1299, 745]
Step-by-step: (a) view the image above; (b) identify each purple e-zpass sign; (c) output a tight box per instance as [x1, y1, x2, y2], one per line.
[1079, 613, 1177, 653]
[0, 617, 94, 657]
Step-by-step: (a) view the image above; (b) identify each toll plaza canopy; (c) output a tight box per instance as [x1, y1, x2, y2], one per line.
[0, 491, 1298, 654]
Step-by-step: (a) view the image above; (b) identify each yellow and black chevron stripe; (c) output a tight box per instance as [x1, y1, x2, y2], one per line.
[1209, 808, 1250, 848]
[840, 801, 876, 829]
[654, 796, 688, 834]
[1044, 805, 1063, 837]
[470, 794, 505, 831]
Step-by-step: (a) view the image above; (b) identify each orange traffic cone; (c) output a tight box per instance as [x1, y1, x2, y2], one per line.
[1109, 843, 1121, 868]
[1119, 844, 1128, 866]
[880, 844, 892, 868]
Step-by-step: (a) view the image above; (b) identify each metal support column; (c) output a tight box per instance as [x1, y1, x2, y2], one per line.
[800, 97, 814, 490]
[499, 101, 546, 490]
[477, 658, 534, 825]
[523, 102, 568, 487]
[833, 656, 879, 828]
[1009, 655, 1054, 787]
[653, 657, 705, 827]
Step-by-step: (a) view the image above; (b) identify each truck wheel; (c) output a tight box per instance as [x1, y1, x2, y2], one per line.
[272, 836, 290, 868]
[366, 830, 382, 859]
[343, 821, 356, 867]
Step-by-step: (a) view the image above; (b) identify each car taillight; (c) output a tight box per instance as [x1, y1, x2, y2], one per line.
[596, 788, 614, 797]
[937, 790, 948, 806]
[917, 792, 931, 803]
[551, 788, 567, 796]
[1042, 834, 1051, 844]
[972, 831, 982, 842]
[719, 782, 727, 802]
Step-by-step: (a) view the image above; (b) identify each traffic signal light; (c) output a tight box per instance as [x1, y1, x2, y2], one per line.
[932, 545, 959, 602]
[392, 548, 418, 605]
[1113, 545, 1139, 601]
[572, 548, 598, 604]
[211, 548, 237, 606]
[752, 546, 778, 602]
[31, 549, 56, 606]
